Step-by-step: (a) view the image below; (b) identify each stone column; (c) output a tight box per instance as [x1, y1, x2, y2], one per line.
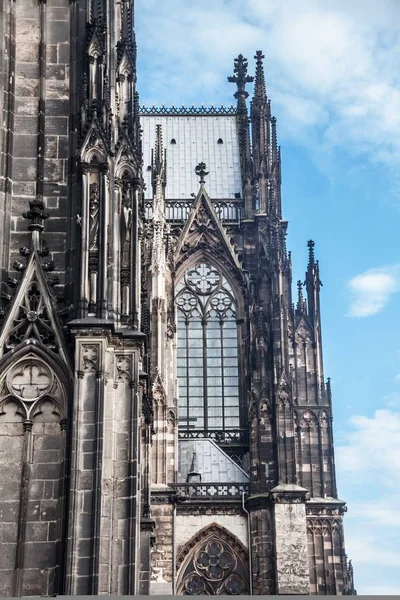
[270, 484, 310, 595]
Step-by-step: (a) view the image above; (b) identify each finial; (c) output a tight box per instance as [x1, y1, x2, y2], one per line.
[228, 54, 254, 106]
[22, 199, 50, 251]
[254, 50, 267, 99]
[271, 115, 277, 162]
[187, 451, 201, 484]
[297, 280, 304, 306]
[307, 240, 315, 266]
[195, 162, 209, 185]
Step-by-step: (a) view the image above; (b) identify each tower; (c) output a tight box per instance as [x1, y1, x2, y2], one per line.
[0, 0, 356, 595]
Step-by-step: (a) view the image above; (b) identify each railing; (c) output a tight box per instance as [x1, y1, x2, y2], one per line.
[173, 482, 249, 500]
[178, 428, 248, 445]
[140, 104, 237, 117]
[144, 199, 242, 225]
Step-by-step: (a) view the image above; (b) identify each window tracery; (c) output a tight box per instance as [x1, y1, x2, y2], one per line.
[176, 529, 249, 596]
[175, 262, 240, 432]
[4, 278, 58, 352]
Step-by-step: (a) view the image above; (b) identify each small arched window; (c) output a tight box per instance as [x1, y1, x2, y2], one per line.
[175, 261, 240, 432]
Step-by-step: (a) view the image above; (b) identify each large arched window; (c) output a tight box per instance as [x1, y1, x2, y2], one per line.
[176, 261, 240, 432]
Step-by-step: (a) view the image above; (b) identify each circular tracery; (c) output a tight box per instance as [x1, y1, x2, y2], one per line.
[6, 359, 53, 402]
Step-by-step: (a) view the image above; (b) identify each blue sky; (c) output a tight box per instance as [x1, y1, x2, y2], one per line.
[136, 1, 400, 594]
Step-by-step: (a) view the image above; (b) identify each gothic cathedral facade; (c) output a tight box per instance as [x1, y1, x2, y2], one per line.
[0, 0, 356, 596]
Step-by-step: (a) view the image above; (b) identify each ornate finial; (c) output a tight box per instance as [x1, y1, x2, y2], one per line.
[307, 239, 315, 266]
[297, 280, 304, 306]
[195, 162, 209, 185]
[254, 50, 267, 99]
[228, 54, 254, 106]
[22, 199, 50, 251]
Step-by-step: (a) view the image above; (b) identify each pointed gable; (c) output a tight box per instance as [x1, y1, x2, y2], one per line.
[0, 253, 70, 368]
[115, 132, 140, 176]
[80, 118, 109, 162]
[174, 185, 241, 269]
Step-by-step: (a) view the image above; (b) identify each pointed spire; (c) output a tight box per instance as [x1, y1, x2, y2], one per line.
[150, 125, 166, 276]
[271, 115, 277, 163]
[151, 124, 166, 194]
[254, 50, 267, 100]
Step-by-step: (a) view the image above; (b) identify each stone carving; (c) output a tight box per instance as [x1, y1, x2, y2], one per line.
[4, 278, 58, 353]
[89, 182, 100, 252]
[300, 409, 318, 429]
[7, 360, 53, 402]
[182, 205, 222, 253]
[176, 525, 249, 596]
[82, 345, 99, 372]
[116, 355, 131, 382]
[0, 354, 65, 422]
[121, 182, 132, 265]
[274, 502, 310, 594]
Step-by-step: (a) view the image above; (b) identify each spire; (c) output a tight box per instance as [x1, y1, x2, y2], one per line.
[305, 240, 322, 309]
[151, 124, 166, 195]
[254, 50, 267, 100]
[250, 50, 272, 214]
[150, 125, 166, 276]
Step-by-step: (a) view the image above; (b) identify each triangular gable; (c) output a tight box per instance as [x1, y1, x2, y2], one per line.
[0, 253, 71, 372]
[115, 132, 140, 174]
[174, 185, 241, 269]
[80, 118, 109, 162]
[295, 315, 313, 340]
[117, 47, 135, 75]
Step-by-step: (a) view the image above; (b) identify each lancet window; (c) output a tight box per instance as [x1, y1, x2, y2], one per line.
[176, 261, 240, 432]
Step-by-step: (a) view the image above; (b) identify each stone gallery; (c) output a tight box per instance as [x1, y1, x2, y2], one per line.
[0, 0, 356, 595]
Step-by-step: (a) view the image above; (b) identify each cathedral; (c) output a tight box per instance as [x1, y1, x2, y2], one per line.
[0, 0, 357, 595]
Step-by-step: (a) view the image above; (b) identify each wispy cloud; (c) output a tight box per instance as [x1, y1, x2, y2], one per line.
[337, 407, 400, 593]
[136, 0, 400, 169]
[336, 408, 400, 486]
[346, 266, 400, 317]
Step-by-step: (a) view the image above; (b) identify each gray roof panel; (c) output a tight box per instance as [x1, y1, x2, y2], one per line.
[140, 115, 242, 200]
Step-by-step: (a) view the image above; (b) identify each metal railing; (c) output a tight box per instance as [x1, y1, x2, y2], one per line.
[144, 199, 242, 225]
[178, 428, 248, 445]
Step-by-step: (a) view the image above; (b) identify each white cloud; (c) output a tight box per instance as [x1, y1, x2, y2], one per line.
[136, 0, 400, 169]
[346, 266, 400, 317]
[336, 408, 400, 486]
[352, 496, 400, 527]
[336, 407, 400, 593]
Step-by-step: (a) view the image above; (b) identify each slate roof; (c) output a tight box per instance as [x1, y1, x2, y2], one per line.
[140, 114, 242, 200]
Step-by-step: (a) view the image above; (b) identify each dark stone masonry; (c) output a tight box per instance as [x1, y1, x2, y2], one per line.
[0, 0, 356, 595]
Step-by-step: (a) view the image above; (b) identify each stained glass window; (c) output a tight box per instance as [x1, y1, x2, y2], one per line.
[176, 262, 240, 431]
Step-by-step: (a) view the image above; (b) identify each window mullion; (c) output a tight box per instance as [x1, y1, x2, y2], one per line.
[202, 311, 208, 432]
[185, 318, 189, 429]
[220, 319, 225, 431]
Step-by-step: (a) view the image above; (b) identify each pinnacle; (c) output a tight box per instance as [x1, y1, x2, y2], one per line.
[254, 50, 267, 100]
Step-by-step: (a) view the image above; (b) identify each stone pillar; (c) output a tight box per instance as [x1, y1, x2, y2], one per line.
[270, 484, 310, 595]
